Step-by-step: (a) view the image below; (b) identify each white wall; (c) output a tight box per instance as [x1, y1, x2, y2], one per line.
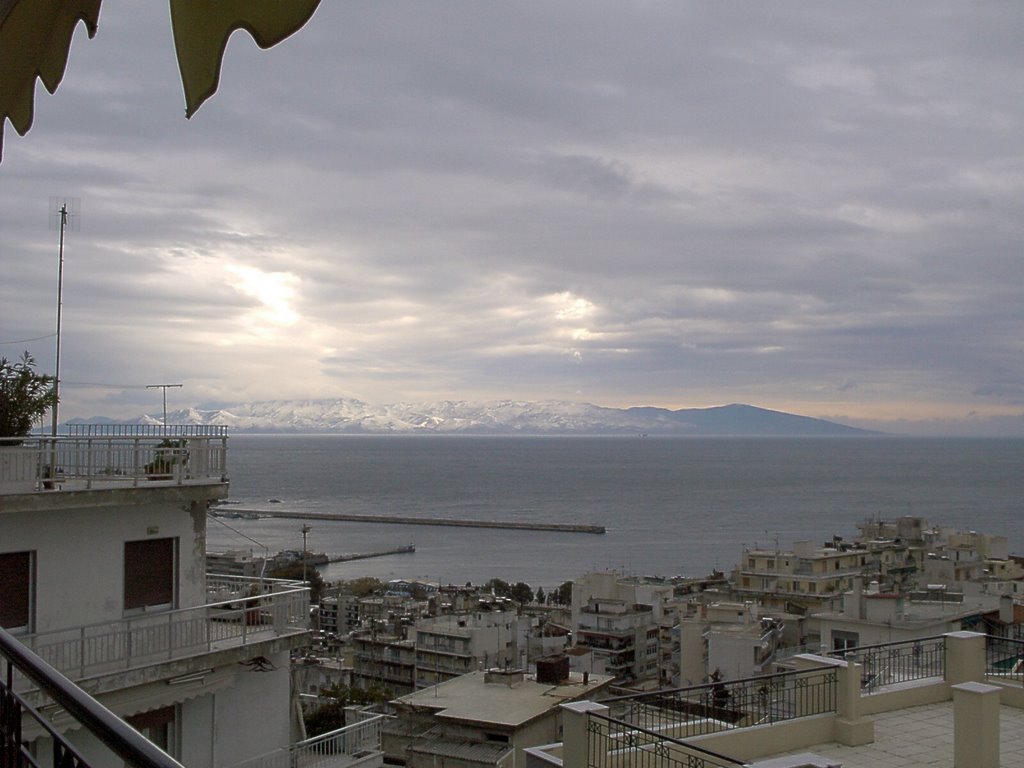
[3, 494, 206, 633]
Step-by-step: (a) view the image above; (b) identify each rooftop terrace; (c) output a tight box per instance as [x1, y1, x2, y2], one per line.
[527, 632, 1024, 768]
[0, 425, 228, 496]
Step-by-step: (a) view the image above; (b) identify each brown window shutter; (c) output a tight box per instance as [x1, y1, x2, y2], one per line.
[124, 538, 175, 610]
[0, 551, 31, 629]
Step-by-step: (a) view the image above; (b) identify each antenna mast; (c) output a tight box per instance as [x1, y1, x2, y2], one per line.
[49, 197, 80, 436]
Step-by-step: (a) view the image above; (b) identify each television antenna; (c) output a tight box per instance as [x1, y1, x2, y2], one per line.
[48, 197, 80, 436]
[146, 383, 183, 429]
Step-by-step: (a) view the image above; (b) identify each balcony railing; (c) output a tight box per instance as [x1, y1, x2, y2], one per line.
[13, 576, 309, 687]
[600, 666, 837, 739]
[66, 425, 228, 438]
[229, 713, 387, 768]
[0, 430, 227, 494]
[585, 713, 746, 768]
[985, 635, 1024, 684]
[828, 635, 945, 692]
[1, 625, 184, 768]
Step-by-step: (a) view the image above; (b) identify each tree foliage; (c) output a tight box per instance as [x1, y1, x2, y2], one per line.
[510, 581, 534, 606]
[269, 561, 325, 603]
[485, 578, 511, 597]
[0, 352, 56, 441]
[554, 580, 574, 605]
[304, 683, 390, 736]
[340, 576, 384, 597]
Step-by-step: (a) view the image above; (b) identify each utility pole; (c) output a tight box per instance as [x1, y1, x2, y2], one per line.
[301, 524, 312, 583]
[146, 383, 183, 430]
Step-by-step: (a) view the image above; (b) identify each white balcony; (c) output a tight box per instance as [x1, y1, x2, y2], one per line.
[12, 575, 309, 692]
[230, 711, 387, 768]
[0, 426, 228, 495]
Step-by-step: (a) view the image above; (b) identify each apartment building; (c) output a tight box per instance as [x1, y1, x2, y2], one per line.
[351, 631, 417, 697]
[571, 572, 674, 686]
[0, 427, 310, 767]
[807, 580, 997, 653]
[730, 537, 914, 614]
[414, 606, 524, 688]
[676, 601, 787, 685]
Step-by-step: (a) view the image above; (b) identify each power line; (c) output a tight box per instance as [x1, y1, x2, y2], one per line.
[58, 381, 165, 389]
[0, 333, 58, 345]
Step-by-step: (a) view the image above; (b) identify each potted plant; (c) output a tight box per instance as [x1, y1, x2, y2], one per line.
[144, 438, 188, 480]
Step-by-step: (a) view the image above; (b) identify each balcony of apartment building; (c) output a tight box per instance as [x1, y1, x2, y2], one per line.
[0, 425, 229, 497]
[3, 625, 386, 768]
[575, 630, 633, 653]
[526, 631, 1024, 768]
[6, 573, 310, 712]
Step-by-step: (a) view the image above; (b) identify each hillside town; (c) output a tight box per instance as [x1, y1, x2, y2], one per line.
[4, 425, 1024, 767]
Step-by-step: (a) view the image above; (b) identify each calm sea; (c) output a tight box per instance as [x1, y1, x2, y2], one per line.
[206, 436, 1024, 591]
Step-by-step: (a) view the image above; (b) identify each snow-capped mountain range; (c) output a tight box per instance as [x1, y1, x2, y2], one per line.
[70, 400, 877, 436]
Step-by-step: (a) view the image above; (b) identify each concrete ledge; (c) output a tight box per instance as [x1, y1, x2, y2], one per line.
[750, 754, 841, 768]
[688, 714, 835, 762]
[859, 677, 950, 715]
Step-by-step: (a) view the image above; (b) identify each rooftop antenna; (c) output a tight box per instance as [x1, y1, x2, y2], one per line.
[48, 197, 80, 436]
[146, 383, 183, 431]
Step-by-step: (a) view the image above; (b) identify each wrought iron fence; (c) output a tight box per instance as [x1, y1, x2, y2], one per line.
[985, 635, 1024, 684]
[586, 712, 746, 768]
[600, 666, 837, 740]
[830, 636, 945, 692]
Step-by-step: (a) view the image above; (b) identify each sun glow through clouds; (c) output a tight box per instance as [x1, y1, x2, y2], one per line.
[228, 265, 301, 329]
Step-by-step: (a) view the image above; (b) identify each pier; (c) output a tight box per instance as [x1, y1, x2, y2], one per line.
[236, 509, 606, 535]
[326, 544, 416, 563]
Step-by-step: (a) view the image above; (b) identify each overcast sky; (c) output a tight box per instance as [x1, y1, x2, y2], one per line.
[2, 1, 1023, 436]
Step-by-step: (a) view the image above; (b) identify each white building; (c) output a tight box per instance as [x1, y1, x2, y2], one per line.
[571, 572, 674, 685]
[0, 427, 311, 767]
[676, 601, 786, 685]
[415, 608, 524, 688]
[808, 580, 995, 652]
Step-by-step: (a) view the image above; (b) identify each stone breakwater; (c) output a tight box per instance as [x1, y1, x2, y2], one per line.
[238, 509, 606, 535]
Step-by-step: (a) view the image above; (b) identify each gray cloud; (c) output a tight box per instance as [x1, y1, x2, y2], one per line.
[1, 0, 1022, 434]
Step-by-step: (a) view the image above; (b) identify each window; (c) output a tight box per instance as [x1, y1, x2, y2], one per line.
[126, 705, 178, 755]
[0, 551, 34, 632]
[124, 538, 176, 612]
[832, 631, 859, 653]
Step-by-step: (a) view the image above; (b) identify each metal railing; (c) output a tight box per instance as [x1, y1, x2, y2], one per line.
[985, 635, 1024, 684]
[1, 626, 184, 768]
[828, 636, 945, 692]
[66, 425, 228, 438]
[229, 714, 387, 768]
[586, 712, 746, 768]
[0, 432, 227, 494]
[13, 577, 308, 686]
[600, 666, 837, 739]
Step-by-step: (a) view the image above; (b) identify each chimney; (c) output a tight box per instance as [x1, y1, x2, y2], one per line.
[536, 654, 570, 685]
[1000, 595, 1015, 625]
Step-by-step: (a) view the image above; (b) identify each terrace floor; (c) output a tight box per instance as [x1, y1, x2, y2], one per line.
[759, 701, 1024, 767]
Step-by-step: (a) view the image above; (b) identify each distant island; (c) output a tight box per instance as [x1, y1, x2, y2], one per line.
[70, 400, 880, 437]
